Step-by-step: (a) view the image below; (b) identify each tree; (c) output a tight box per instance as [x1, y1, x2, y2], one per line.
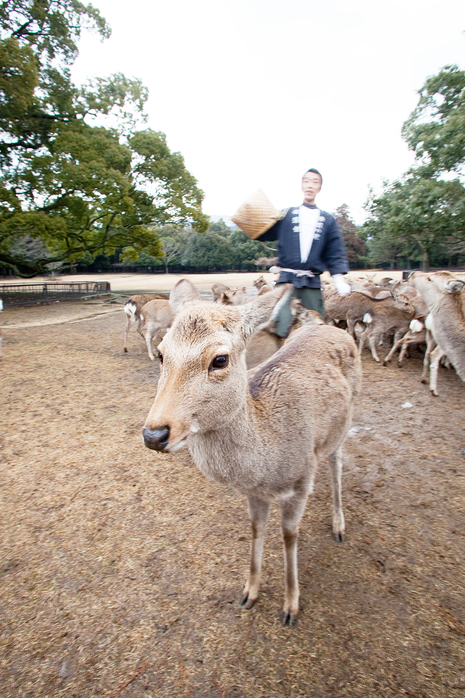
[363, 64, 465, 270]
[402, 65, 465, 177]
[0, 1, 208, 276]
[333, 204, 366, 269]
[363, 175, 465, 269]
[224, 228, 273, 270]
[208, 219, 232, 237]
[182, 231, 235, 270]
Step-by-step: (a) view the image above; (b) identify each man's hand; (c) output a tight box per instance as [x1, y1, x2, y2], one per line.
[333, 274, 351, 297]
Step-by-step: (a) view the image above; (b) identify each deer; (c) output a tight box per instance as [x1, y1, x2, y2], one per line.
[123, 293, 169, 353]
[212, 282, 230, 303]
[253, 275, 272, 294]
[410, 271, 465, 396]
[139, 299, 174, 361]
[323, 287, 410, 339]
[357, 295, 414, 363]
[219, 287, 247, 305]
[143, 280, 361, 626]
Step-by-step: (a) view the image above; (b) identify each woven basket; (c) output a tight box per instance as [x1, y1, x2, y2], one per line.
[231, 189, 284, 239]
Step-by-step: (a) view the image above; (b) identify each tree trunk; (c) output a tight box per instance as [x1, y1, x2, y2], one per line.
[422, 249, 429, 271]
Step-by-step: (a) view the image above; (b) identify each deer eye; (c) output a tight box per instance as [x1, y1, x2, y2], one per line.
[157, 350, 163, 363]
[209, 354, 229, 371]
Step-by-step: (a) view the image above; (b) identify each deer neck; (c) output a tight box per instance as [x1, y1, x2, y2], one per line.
[187, 392, 268, 493]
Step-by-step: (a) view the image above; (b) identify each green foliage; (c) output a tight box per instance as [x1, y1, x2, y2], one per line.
[182, 230, 235, 270]
[333, 204, 367, 269]
[226, 228, 273, 269]
[402, 65, 465, 177]
[363, 64, 465, 270]
[0, 0, 208, 276]
[363, 175, 465, 269]
[208, 219, 232, 237]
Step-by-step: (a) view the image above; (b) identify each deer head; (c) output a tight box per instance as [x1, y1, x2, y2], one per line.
[143, 281, 292, 453]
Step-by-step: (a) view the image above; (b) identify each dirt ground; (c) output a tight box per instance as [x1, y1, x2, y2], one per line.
[1, 293, 464, 697]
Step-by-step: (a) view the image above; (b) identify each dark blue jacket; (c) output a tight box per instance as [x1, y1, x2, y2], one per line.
[258, 205, 349, 288]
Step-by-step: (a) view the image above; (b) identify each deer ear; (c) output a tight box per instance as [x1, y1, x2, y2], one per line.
[169, 279, 201, 315]
[238, 284, 293, 338]
[290, 298, 304, 317]
[446, 279, 464, 294]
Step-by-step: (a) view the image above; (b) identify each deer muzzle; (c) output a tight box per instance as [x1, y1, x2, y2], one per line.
[142, 425, 170, 452]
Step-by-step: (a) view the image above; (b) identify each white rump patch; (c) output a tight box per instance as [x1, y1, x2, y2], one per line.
[409, 319, 423, 333]
[124, 301, 137, 316]
[424, 313, 434, 331]
[363, 312, 373, 324]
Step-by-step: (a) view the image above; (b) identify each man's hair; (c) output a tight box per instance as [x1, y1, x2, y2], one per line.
[304, 168, 323, 184]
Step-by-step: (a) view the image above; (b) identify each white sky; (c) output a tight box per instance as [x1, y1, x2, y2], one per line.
[72, 0, 465, 224]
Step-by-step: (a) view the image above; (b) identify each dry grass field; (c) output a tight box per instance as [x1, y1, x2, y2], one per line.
[1, 293, 464, 697]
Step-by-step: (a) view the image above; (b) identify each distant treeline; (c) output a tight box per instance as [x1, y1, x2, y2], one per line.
[66, 210, 370, 274]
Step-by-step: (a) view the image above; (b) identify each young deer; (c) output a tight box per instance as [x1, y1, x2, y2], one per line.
[123, 293, 169, 353]
[143, 280, 361, 626]
[139, 299, 173, 361]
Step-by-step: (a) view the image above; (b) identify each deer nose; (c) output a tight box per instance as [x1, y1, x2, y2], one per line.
[143, 426, 170, 451]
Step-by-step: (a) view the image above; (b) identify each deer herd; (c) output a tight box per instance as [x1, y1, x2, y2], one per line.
[119, 269, 465, 626]
[124, 270, 465, 397]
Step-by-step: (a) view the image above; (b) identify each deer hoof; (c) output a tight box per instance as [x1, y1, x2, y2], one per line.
[282, 610, 298, 627]
[124, 347, 128, 353]
[240, 593, 257, 610]
[334, 531, 345, 543]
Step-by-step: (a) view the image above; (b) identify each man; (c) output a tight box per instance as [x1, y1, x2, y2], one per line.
[258, 168, 351, 337]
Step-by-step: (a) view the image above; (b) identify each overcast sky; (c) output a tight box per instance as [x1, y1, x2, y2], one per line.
[72, 0, 465, 224]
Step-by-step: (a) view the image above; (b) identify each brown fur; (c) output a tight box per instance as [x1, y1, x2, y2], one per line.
[220, 287, 247, 305]
[212, 282, 230, 303]
[410, 271, 465, 393]
[123, 293, 169, 352]
[139, 299, 173, 361]
[323, 287, 412, 339]
[143, 281, 361, 625]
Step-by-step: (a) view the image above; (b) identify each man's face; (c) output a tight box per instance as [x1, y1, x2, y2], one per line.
[302, 172, 322, 204]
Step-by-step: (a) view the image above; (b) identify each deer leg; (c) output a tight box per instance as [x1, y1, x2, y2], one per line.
[421, 332, 436, 383]
[346, 317, 355, 339]
[358, 330, 367, 354]
[398, 337, 411, 365]
[383, 335, 404, 365]
[240, 497, 270, 610]
[145, 322, 159, 361]
[367, 331, 380, 362]
[429, 346, 446, 397]
[279, 492, 308, 626]
[136, 316, 145, 338]
[328, 446, 345, 543]
[124, 314, 135, 352]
